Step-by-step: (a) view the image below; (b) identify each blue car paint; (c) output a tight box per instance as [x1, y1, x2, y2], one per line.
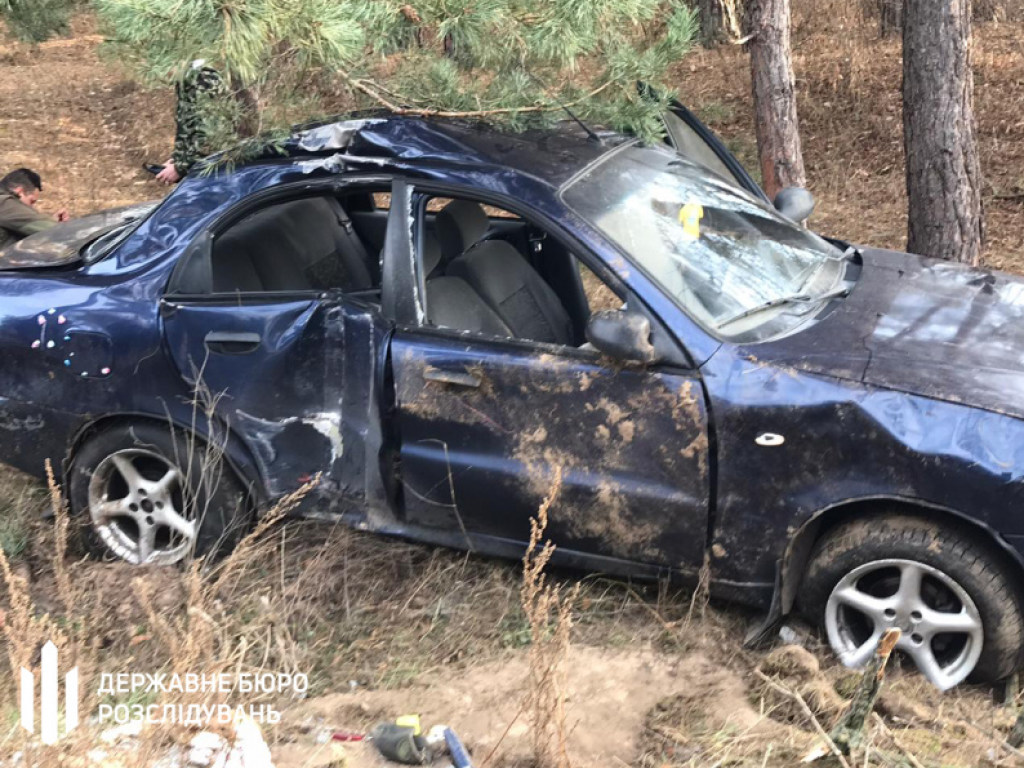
[0, 116, 1022, 628]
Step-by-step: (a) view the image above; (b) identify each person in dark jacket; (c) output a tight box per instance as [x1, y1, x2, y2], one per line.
[0, 168, 68, 250]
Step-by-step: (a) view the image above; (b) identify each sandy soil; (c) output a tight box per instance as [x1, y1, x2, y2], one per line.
[273, 645, 802, 768]
[0, 18, 171, 220]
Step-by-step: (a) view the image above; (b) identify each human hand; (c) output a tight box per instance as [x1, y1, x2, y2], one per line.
[155, 163, 182, 185]
[55, 209, 69, 222]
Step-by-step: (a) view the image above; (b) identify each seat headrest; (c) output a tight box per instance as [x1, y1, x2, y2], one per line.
[435, 200, 489, 261]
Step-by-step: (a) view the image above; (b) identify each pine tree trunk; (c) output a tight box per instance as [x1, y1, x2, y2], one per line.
[745, 0, 806, 201]
[698, 0, 724, 47]
[903, 0, 983, 264]
[878, 0, 903, 37]
[229, 75, 261, 138]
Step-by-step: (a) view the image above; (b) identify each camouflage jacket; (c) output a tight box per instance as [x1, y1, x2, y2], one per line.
[0, 191, 55, 251]
[171, 62, 228, 176]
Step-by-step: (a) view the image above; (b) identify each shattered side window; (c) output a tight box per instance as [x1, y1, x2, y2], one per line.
[663, 110, 743, 190]
[578, 259, 622, 313]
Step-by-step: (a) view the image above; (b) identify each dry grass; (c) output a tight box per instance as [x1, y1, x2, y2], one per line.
[0, 454, 704, 764]
[0, 453, 1019, 767]
[518, 470, 578, 768]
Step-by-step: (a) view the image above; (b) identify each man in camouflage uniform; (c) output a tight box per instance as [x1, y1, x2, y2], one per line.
[155, 61, 227, 184]
[0, 168, 69, 250]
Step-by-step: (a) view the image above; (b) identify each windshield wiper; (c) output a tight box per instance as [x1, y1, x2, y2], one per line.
[717, 285, 850, 328]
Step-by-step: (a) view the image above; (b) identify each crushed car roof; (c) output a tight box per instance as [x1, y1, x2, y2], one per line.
[237, 115, 632, 187]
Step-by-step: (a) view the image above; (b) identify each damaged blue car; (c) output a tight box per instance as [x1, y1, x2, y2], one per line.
[2, 107, 1024, 691]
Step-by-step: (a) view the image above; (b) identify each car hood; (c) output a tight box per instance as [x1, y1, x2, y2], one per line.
[0, 202, 158, 269]
[744, 247, 1024, 419]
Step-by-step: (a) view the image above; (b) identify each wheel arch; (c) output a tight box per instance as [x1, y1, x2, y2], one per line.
[63, 412, 268, 508]
[779, 496, 1024, 618]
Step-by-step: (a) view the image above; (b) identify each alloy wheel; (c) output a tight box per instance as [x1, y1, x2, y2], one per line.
[825, 558, 983, 690]
[88, 448, 196, 565]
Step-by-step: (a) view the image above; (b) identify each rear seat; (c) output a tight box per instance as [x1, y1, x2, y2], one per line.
[212, 197, 373, 293]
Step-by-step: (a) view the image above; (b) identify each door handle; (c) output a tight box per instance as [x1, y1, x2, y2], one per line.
[204, 331, 261, 355]
[422, 366, 481, 388]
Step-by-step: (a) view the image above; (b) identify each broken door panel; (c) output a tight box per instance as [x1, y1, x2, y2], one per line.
[161, 296, 344, 501]
[333, 295, 395, 519]
[389, 332, 711, 570]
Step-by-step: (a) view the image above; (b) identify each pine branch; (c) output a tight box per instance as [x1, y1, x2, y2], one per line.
[342, 71, 614, 119]
[95, 0, 696, 147]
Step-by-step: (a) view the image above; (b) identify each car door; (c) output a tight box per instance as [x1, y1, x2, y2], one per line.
[160, 185, 389, 506]
[384, 186, 712, 573]
[162, 293, 345, 500]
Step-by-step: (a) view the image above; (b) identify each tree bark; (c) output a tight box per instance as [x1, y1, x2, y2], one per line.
[698, 0, 723, 47]
[903, 0, 983, 264]
[229, 74, 261, 138]
[878, 0, 903, 37]
[745, 0, 806, 201]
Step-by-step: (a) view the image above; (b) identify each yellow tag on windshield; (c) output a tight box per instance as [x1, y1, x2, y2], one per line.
[679, 202, 704, 240]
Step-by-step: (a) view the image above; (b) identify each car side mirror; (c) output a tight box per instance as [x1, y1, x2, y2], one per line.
[586, 310, 658, 364]
[773, 187, 815, 222]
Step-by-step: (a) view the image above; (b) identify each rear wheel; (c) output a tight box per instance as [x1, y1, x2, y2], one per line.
[799, 514, 1024, 689]
[69, 422, 252, 565]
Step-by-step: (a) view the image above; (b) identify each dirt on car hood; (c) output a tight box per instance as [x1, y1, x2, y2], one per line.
[0, 201, 158, 269]
[742, 247, 1024, 419]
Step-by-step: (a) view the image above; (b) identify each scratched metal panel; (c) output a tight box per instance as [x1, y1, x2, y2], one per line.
[703, 347, 1024, 588]
[162, 298, 342, 500]
[741, 248, 1024, 420]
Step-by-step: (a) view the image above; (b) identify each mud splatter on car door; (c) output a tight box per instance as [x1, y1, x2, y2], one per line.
[388, 333, 712, 570]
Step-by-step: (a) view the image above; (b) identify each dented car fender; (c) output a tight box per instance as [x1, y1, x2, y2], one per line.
[702, 344, 1024, 610]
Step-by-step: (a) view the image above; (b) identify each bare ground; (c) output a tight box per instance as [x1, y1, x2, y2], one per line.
[3, 7, 1024, 768]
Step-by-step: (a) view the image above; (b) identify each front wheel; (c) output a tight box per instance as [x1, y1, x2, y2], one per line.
[69, 422, 252, 565]
[799, 514, 1024, 690]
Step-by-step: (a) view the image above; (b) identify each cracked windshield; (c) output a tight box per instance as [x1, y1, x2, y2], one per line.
[563, 144, 847, 335]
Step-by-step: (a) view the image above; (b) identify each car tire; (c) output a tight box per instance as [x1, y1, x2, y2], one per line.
[69, 422, 252, 565]
[799, 513, 1024, 689]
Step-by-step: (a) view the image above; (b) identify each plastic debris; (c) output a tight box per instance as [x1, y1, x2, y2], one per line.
[443, 727, 473, 768]
[331, 731, 365, 742]
[188, 731, 226, 766]
[188, 713, 275, 768]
